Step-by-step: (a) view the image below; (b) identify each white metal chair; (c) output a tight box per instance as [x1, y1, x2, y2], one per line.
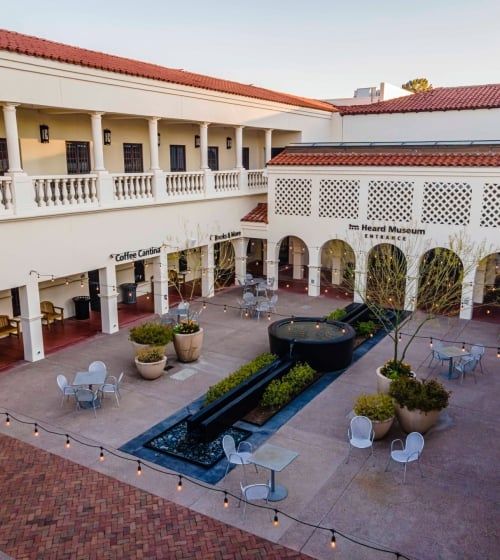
[255, 300, 271, 320]
[428, 340, 452, 371]
[470, 345, 485, 373]
[255, 282, 267, 297]
[239, 482, 270, 518]
[88, 360, 107, 374]
[222, 435, 256, 481]
[57, 374, 78, 407]
[75, 388, 99, 418]
[454, 355, 479, 384]
[346, 415, 375, 464]
[99, 372, 124, 406]
[268, 294, 278, 313]
[385, 432, 425, 483]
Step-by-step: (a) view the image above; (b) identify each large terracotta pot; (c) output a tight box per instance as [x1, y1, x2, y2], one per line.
[395, 405, 440, 434]
[173, 328, 204, 363]
[372, 417, 395, 440]
[134, 356, 167, 380]
[376, 367, 392, 394]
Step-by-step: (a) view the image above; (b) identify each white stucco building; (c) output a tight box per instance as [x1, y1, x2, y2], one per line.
[0, 29, 498, 363]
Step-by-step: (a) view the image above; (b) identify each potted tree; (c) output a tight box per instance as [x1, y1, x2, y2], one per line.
[134, 347, 167, 380]
[173, 320, 204, 363]
[376, 359, 414, 394]
[389, 376, 451, 434]
[353, 392, 396, 439]
[129, 321, 173, 354]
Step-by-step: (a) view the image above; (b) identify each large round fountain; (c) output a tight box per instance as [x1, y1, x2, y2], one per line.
[268, 317, 355, 372]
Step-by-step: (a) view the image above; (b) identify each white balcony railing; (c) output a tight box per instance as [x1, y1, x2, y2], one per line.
[213, 170, 239, 192]
[33, 175, 98, 208]
[112, 173, 154, 201]
[0, 177, 13, 213]
[165, 171, 205, 197]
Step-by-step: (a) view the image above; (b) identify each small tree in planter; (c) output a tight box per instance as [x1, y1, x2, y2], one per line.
[389, 376, 451, 433]
[353, 392, 396, 439]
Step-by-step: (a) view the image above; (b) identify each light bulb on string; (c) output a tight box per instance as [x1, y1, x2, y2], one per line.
[330, 530, 337, 549]
[224, 305, 227, 313]
[177, 475, 183, 491]
[267, 312, 271, 320]
[203, 301, 207, 310]
[65, 435, 71, 449]
[137, 460, 142, 476]
[497, 348, 500, 358]
[34, 423, 39, 437]
[461, 342, 465, 352]
[430, 337, 433, 348]
[5, 414, 10, 427]
[273, 510, 279, 527]
[99, 447, 105, 462]
[223, 492, 229, 508]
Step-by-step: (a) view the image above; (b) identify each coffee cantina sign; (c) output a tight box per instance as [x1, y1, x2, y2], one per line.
[349, 223, 426, 241]
[111, 246, 162, 263]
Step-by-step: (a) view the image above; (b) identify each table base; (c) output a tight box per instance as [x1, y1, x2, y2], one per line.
[78, 399, 101, 410]
[268, 483, 288, 501]
[440, 372, 459, 380]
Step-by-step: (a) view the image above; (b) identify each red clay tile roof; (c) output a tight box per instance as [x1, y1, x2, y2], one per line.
[268, 151, 500, 167]
[0, 29, 335, 113]
[337, 84, 500, 115]
[241, 202, 268, 223]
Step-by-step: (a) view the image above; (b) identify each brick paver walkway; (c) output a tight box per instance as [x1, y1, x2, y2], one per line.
[0, 434, 312, 560]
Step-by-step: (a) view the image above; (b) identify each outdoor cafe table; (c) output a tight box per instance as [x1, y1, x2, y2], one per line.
[249, 443, 299, 501]
[439, 346, 470, 379]
[72, 370, 107, 408]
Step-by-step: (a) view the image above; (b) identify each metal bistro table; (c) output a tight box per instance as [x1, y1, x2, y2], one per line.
[249, 443, 299, 501]
[73, 370, 107, 408]
[439, 346, 470, 379]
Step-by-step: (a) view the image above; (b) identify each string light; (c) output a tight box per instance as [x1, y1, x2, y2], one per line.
[5, 414, 10, 426]
[34, 423, 39, 437]
[177, 475, 183, 491]
[65, 434, 71, 449]
[223, 305, 227, 313]
[99, 447, 105, 462]
[137, 460, 142, 476]
[462, 342, 465, 352]
[273, 510, 279, 527]
[430, 337, 433, 348]
[330, 530, 337, 549]
[223, 492, 229, 508]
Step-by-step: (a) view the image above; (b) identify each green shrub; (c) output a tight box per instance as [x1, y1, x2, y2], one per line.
[325, 308, 347, 321]
[135, 347, 165, 363]
[389, 376, 451, 412]
[259, 362, 316, 408]
[204, 353, 277, 405]
[129, 321, 173, 345]
[353, 392, 395, 421]
[380, 359, 413, 380]
[355, 320, 378, 337]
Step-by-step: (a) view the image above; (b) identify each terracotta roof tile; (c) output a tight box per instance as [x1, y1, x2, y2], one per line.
[337, 84, 500, 115]
[0, 29, 335, 113]
[241, 202, 268, 223]
[268, 151, 500, 167]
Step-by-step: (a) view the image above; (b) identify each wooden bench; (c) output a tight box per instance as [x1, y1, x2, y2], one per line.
[40, 301, 64, 329]
[0, 315, 20, 338]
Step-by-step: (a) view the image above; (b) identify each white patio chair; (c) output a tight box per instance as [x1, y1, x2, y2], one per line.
[470, 345, 485, 373]
[255, 282, 267, 297]
[427, 340, 452, 371]
[88, 360, 107, 374]
[268, 294, 278, 313]
[75, 388, 99, 418]
[255, 300, 271, 320]
[222, 435, 257, 481]
[454, 355, 479, 384]
[385, 432, 424, 483]
[239, 482, 270, 518]
[99, 372, 124, 406]
[57, 374, 78, 407]
[346, 415, 375, 464]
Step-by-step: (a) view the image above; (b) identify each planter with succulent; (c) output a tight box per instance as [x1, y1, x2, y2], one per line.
[134, 347, 167, 380]
[389, 376, 451, 434]
[173, 320, 204, 363]
[129, 321, 174, 355]
[376, 358, 415, 394]
[353, 392, 396, 439]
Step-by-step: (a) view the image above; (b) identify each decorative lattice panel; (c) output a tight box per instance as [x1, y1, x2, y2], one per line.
[275, 178, 312, 216]
[480, 183, 500, 227]
[319, 179, 359, 218]
[422, 182, 471, 225]
[366, 180, 414, 221]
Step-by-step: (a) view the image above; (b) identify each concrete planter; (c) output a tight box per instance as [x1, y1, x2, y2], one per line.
[134, 356, 167, 380]
[376, 367, 392, 394]
[395, 405, 440, 434]
[173, 328, 204, 363]
[372, 417, 395, 440]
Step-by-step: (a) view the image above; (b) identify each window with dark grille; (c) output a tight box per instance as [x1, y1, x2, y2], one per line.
[208, 146, 219, 171]
[242, 147, 250, 170]
[66, 141, 91, 174]
[123, 143, 144, 173]
[0, 138, 9, 175]
[169, 145, 186, 172]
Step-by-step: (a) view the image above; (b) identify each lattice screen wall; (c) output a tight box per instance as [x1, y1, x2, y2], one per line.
[367, 180, 414, 221]
[422, 182, 471, 225]
[481, 183, 500, 227]
[275, 178, 312, 216]
[319, 179, 359, 218]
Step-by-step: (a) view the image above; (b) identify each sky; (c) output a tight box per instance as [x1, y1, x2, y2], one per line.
[2, 0, 500, 100]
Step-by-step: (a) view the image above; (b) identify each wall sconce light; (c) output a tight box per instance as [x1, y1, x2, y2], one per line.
[226, 137, 232, 150]
[157, 132, 161, 147]
[39, 124, 50, 144]
[194, 134, 200, 148]
[103, 129, 111, 145]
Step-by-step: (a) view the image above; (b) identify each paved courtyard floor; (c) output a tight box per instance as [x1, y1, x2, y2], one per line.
[0, 288, 498, 559]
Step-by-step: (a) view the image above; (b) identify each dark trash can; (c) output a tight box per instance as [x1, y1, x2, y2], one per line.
[73, 296, 91, 320]
[121, 283, 137, 304]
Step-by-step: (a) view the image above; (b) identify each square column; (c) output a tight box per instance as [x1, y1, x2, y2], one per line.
[19, 273, 44, 361]
[153, 251, 169, 316]
[202, 244, 215, 298]
[99, 266, 119, 334]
